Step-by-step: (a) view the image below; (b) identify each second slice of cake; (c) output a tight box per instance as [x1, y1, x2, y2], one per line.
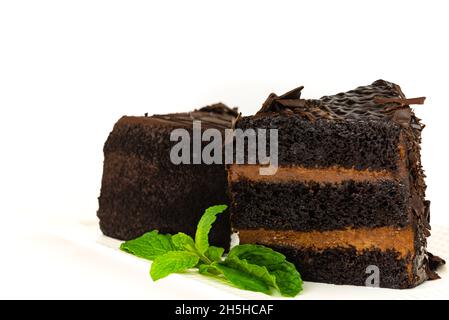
[228, 80, 443, 288]
[98, 104, 238, 249]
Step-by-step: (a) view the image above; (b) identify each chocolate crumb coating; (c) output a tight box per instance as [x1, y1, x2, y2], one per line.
[98, 103, 238, 249]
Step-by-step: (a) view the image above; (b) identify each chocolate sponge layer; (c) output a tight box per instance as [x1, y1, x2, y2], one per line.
[230, 179, 410, 231]
[236, 116, 402, 171]
[98, 116, 232, 248]
[265, 245, 415, 289]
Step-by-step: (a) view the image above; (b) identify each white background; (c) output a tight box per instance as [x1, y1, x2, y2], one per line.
[0, 0, 448, 299]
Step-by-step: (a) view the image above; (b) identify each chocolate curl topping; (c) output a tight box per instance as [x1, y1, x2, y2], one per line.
[374, 96, 426, 106]
[259, 86, 304, 113]
[198, 103, 239, 117]
[278, 86, 304, 100]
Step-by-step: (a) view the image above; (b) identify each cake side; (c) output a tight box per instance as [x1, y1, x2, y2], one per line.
[98, 104, 237, 249]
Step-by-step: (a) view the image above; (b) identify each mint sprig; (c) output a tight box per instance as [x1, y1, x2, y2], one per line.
[195, 204, 227, 255]
[120, 204, 303, 297]
[171, 232, 195, 252]
[119, 230, 175, 260]
[150, 251, 199, 281]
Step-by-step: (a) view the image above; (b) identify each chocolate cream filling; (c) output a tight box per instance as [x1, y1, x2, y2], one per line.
[238, 226, 415, 258]
[228, 164, 395, 183]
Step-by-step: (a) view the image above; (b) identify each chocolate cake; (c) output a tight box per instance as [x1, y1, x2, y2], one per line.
[98, 104, 238, 249]
[228, 80, 444, 288]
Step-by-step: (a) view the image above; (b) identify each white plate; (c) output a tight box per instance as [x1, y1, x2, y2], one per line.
[1, 216, 447, 299]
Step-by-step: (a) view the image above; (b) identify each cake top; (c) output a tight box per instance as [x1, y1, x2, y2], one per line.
[258, 80, 425, 129]
[143, 103, 238, 129]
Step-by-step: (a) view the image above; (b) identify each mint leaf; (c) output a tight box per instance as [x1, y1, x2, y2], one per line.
[150, 251, 199, 281]
[228, 244, 286, 266]
[268, 261, 303, 297]
[205, 246, 224, 262]
[195, 204, 227, 255]
[222, 256, 278, 290]
[171, 232, 195, 251]
[120, 230, 175, 260]
[213, 262, 271, 294]
[198, 264, 221, 276]
[228, 244, 302, 297]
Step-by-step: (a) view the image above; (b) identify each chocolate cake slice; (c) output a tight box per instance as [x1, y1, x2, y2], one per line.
[228, 80, 444, 288]
[98, 104, 238, 249]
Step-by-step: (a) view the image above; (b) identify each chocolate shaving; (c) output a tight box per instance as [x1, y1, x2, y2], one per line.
[198, 103, 239, 117]
[425, 252, 445, 281]
[427, 269, 441, 280]
[259, 86, 305, 113]
[152, 103, 238, 129]
[374, 96, 426, 106]
[260, 93, 280, 113]
[278, 86, 304, 100]
[428, 252, 446, 270]
[392, 109, 412, 128]
[424, 200, 431, 224]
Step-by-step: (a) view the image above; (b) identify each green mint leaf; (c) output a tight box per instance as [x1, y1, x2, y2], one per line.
[171, 232, 196, 251]
[198, 264, 221, 276]
[195, 204, 228, 255]
[228, 244, 286, 266]
[205, 246, 224, 262]
[268, 261, 303, 297]
[120, 230, 175, 260]
[213, 262, 271, 294]
[150, 251, 199, 281]
[223, 256, 278, 291]
[228, 244, 302, 297]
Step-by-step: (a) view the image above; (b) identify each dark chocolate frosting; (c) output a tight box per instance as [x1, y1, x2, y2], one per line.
[258, 80, 425, 129]
[150, 103, 238, 129]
